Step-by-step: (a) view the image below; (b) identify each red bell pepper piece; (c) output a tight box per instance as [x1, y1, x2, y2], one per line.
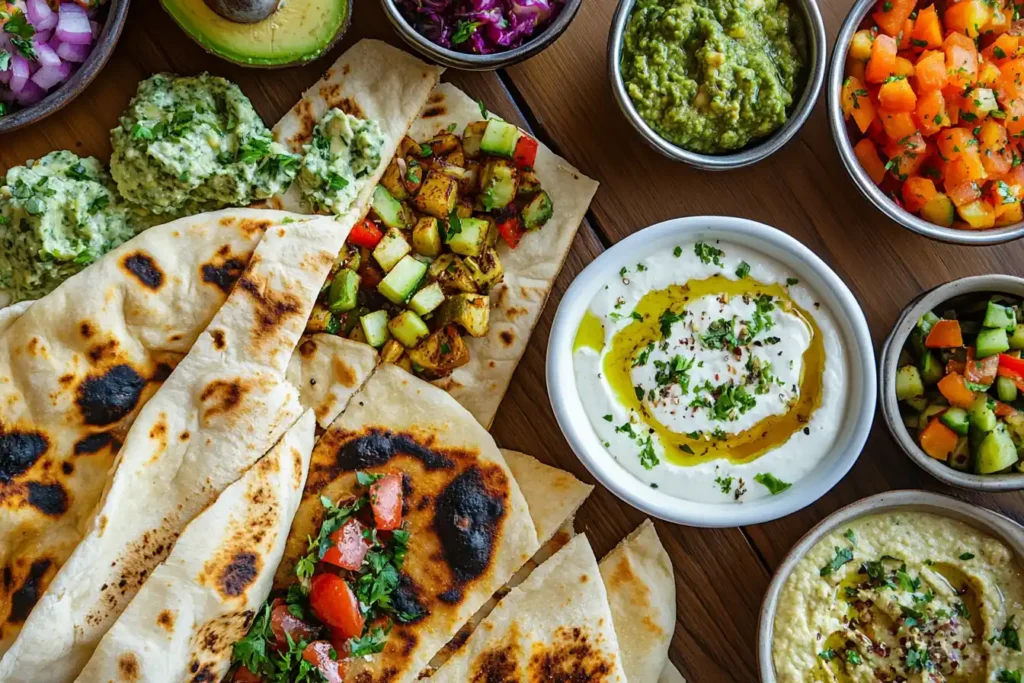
[369, 473, 403, 531]
[999, 352, 1024, 376]
[349, 219, 383, 249]
[497, 217, 524, 249]
[358, 261, 384, 289]
[512, 135, 539, 169]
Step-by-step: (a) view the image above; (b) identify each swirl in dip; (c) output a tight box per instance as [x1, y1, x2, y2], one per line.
[572, 239, 848, 503]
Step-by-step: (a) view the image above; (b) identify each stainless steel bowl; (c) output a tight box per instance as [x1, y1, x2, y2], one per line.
[880, 274, 1024, 491]
[829, 0, 1024, 244]
[380, 0, 582, 71]
[607, 0, 826, 170]
[757, 489, 1024, 681]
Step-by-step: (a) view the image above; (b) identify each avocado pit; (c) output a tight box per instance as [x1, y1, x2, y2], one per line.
[204, 0, 280, 23]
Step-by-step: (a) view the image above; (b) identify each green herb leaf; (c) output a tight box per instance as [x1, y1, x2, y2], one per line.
[754, 472, 791, 495]
[819, 546, 854, 576]
[694, 241, 725, 266]
[735, 261, 751, 278]
[452, 20, 479, 45]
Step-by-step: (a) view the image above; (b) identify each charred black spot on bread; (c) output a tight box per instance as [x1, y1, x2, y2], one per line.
[152, 363, 174, 383]
[299, 339, 318, 358]
[122, 252, 164, 290]
[201, 257, 247, 294]
[74, 432, 113, 456]
[499, 330, 515, 346]
[79, 321, 94, 338]
[76, 364, 146, 426]
[336, 97, 364, 118]
[422, 105, 447, 118]
[26, 482, 68, 515]
[219, 552, 259, 597]
[438, 586, 463, 604]
[392, 573, 429, 624]
[118, 652, 140, 681]
[61, 461, 73, 475]
[336, 431, 454, 471]
[0, 429, 48, 482]
[9, 558, 51, 622]
[237, 276, 303, 338]
[156, 610, 175, 631]
[471, 643, 522, 681]
[434, 467, 504, 583]
[2, 566, 12, 592]
[199, 379, 246, 421]
[527, 626, 614, 680]
[210, 329, 227, 350]
[87, 338, 121, 364]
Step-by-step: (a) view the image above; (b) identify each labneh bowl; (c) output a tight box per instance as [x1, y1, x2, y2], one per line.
[880, 274, 1024, 491]
[756, 489, 1024, 681]
[546, 216, 876, 527]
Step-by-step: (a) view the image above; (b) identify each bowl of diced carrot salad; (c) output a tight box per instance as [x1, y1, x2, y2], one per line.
[830, 0, 1024, 243]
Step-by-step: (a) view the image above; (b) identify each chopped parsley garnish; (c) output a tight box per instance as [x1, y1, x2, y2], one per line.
[735, 261, 751, 278]
[904, 645, 928, 672]
[845, 649, 863, 665]
[638, 435, 659, 469]
[998, 670, 1024, 683]
[653, 354, 694, 393]
[753, 472, 791, 495]
[819, 546, 854, 577]
[658, 309, 684, 339]
[603, 414, 613, 422]
[673, 245, 682, 257]
[817, 648, 837, 661]
[714, 475, 734, 494]
[786, 277, 799, 285]
[632, 343, 655, 367]
[445, 209, 463, 241]
[995, 618, 1022, 651]
[615, 422, 637, 438]
[451, 20, 479, 45]
[0, 50, 10, 72]
[843, 529, 856, 545]
[710, 382, 756, 421]
[694, 241, 724, 266]
[959, 552, 975, 560]
[701, 317, 739, 351]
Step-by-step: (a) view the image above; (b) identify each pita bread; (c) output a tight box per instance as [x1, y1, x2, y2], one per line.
[407, 84, 599, 427]
[660, 663, 687, 682]
[272, 363, 539, 683]
[431, 533, 627, 682]
[287, 334, 379, 429]
[0, 208, 301, 656]
[0, 215, 346, 682]
[74, 410, 316, 683]
[599, 520, 676, 683]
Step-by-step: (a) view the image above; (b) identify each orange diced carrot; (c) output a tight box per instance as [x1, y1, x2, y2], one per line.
[880, 109, 918, 139]
[915, 50, 948, 91]
[943, 0, 993, 37]
[841, 75, 876, 133]
[868, 34, 899, 83]
[936, 127, 977, 161]
[919, 418, 959, 461]
[911, 5, 943, 49]
[879, 77, 917, 111]
[944, 32, 979, 89]
[927, 319, 965, 348]
[854, 138, 887, 184]
[984, 34, 1019, 65]
[875, 0, 916, 37]
[979, 120, 1013, 176]
[937, 372, 975, 408]
[902, 177, 939, 211]
[916, 89, 949, 135]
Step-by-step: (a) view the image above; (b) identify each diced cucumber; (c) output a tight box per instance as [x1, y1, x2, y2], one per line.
[975, 423, 1019, 473]
[480, 159, 518, 211]
[359, 310, 390, 348]
[1010, 323, 1024, 350]
[378, 256, 428, 305]
[998, 375, 1019, 403]
[969, 394, 998, 432]
[447, 217, 491, 257]
[372, 184, 408, 230]
[521, 190, 553, 230]
[387, 310, 430, 348]
[921, 403, 947, 424]
[949, 437, 971, 471]
[919, 351, 943, 385]
[896, 365, 925, 401]
[327, 269, 360, 314]
[412, 217, 442, 257]
[940, 407, 970, 436]
[976, 327, 1010, 358]
[983, 301, 1017, 331]
[480, 119, 521, 158]
[905, 396, 929, 412]
[373, 228, 412, 272]
[409, 281, 445, 316]
[918, 311, 940, 335]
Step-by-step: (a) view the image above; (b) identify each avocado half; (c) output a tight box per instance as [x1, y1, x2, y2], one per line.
[161, 0, 351, 68]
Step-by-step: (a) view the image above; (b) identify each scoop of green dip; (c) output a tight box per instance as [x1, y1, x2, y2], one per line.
[297, 109, 385, 215]
[0, 151, 148, 303]
[621, 0, 805, 153]
[110, 73, 299, 216]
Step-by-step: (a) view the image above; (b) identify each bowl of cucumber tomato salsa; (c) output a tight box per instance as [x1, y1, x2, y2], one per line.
[882, 275, 1024, 490]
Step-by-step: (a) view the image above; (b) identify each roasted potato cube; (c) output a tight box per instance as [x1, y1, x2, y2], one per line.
[455, 200, 474, 219]
[518, 169, 541, 197]
[462, 121, 488, 159]
[395, 354, 413, 373]
[412, 217, 442, 257]
[398, 135, 420, 159]
[413, 170, 459, 219]
[381, 338, 405, 364]
[408, 325, 470, 374]
[429, 254, 478, 294]
[445, 147, 466, 169]
[478, 159, 519, 211]
[458, 161, 479, 196]
[403, 158, 425, 194]
[465, 248, 504, 292]
[349, 322, 368, 343]
[381, 159, 409, 201]
[435, 293, 490, 337]
[427, 133, 460, 156]
[307, 303, 337, 334]
[435, 159, 468, 181]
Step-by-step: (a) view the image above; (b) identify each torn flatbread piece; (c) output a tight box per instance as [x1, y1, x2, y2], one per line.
[0, 215, 346, 682]
[287, 334, 379, 429]
[0, 208, 299, 657]
[431, 533, 626, 682]
[75, 410, 316, 683]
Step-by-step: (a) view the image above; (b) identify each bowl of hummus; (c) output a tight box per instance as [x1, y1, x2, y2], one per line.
[547, 216, 876, 527]
[760, 489, 1024, 682]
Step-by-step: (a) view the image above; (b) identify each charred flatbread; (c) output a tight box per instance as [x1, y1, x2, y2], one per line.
[287, 334, 379, 429]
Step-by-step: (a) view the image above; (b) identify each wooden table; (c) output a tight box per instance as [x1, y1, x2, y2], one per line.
[7, 1, 1024, 680]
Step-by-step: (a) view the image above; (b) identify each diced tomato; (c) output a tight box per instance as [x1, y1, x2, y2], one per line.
[232, 665, 265, 683]
[349, 219, 384, 249]
[270, 602, 319, 651]
[512, 135, 539, 169]
[357, 260, 384, 289]
[497, 217, 525, 249]
[926, 319, 964, 347]
[965, 348, 1000, 385]
[328, 627, 353, 660]
[310, 574, 364, 640]
[370, 473, 403, 531]
[322, 518, 372, 571]
[302, 641, 346, 683]
[919, 418, 958, 461]
[948, 180, 982, 207]
[995, 400, 1019, 418]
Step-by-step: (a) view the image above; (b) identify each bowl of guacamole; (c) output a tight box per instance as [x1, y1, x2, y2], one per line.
[609, 0, 826, 169]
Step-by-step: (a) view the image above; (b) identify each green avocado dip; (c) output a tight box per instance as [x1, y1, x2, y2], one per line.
[0, 151, 149, 302]
[297, 109, 386, 215]
[110, 73, 300, 216]
[621, 0, 806, 154]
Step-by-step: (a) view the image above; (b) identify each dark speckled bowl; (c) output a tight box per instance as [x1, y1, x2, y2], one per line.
[0, 0, 131, 135]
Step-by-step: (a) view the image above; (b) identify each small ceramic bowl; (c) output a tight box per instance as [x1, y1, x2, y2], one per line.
[0, 0, 131, 135]
[756, 489, 1024, 681]
[546, 216, 876, 527]
[879, 274, 1024, 491]
[380, 0, 582, 71]
[606, 0, 826, 170]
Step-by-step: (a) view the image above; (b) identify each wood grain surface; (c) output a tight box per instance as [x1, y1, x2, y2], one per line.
[6, 0, 1024, 681]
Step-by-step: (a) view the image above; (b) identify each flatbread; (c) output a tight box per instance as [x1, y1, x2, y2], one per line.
[408, 84, 599, 427]
[502, 449, 592, 544]
[0, 215, 345, 682]
[431, 533, 627, 682]
[660, 663, 687, 682]
[287, 334, 379, 429]
[599, 520, 676, 683]
[75, 410, 316, 683]
[0, 208, 299, 657]
[274, 363, 539, 683]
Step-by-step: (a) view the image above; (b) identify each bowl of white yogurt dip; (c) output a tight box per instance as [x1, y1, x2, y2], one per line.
[547, 216, 876, 527]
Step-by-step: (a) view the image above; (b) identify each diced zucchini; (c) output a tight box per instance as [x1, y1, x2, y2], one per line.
[521, 190, 553, 230]
[407, 325, 470, 374]
[447, 217, 491, 257]
[895, 365, 925, 401]
[429, 254, 478, 294]
[360, 310, 390, 348]
[905, 396, 929, 412]
[976, 327, 1010, 358]
[373, 228, 412, 273]
[327, 269, 360, 314]
[462, 121, 488, 159]
[983, 300, 1017, 331]
[380, 159, 409, 201]
[465, 248, 505, 292]
[480, 119, 521, 158]
[940, 407, 970, 436]
[435, 293, 491, 337]
[918, 351, 943, 385]
[1007, 412, 1024, 442]
[479, 159, 518, 211]
[921, 403, 947, 424]
[371, 184, 408, 230]
[998, 375, 1019, 403]
[918, 311, 940, 335]
[388, 310, 430, 348]
[949, 437, 971, 471]
[380, 338, 404, 364]
[1010, 324, 1024, 350]
[412, 217, 442, 257]
[409, 281, 446, 316]
[413, 170, 459, 219]
[378, 255, 428, 305]
[969, 394, 998, 432]
[975, 423, 1019, 473]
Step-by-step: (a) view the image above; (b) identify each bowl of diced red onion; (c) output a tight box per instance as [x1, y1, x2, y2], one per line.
[380, 0, 581, 71]
[0, 0, 130, 134]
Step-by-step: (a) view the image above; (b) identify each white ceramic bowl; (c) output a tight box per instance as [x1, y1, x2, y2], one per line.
[546, 216, 877, 527]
